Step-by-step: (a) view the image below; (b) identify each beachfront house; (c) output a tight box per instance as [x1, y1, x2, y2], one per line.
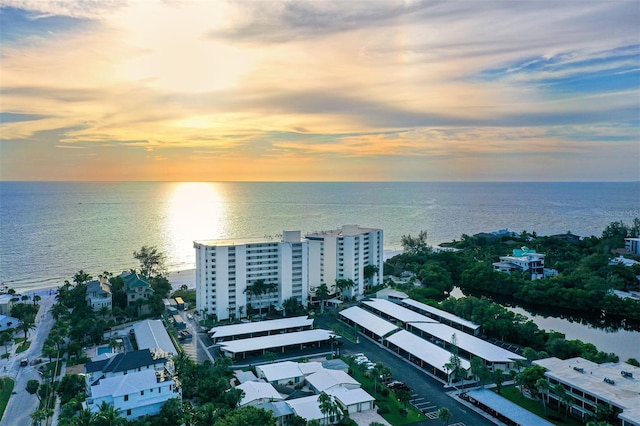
[86, 278, 112, 311]
[84, 349, 172, 386]
[123, 272, 153, 314]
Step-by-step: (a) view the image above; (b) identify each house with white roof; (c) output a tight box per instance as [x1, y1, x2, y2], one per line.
[84, 369, 180, 420]
[325, 386, 375, 414]
[305, 369, 360, 393]
[375, 287, 409, 303]
[286, 394, 334, 426]
[0, 315, 20, 332]
[237, 381, 283, 407]
[493, 247, 547, 280]
[256, 361, 305, 385]
[132, 319, 177, 357]
[609, 256, 640, 267]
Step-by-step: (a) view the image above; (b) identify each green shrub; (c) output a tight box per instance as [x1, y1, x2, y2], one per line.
[377, 404, 389, 414]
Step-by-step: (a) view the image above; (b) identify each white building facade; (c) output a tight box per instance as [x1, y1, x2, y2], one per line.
[625, 238, 640, 255]
[306, 225, 384, 297]
[84, 370, 180, 421]
[195, 231, 308, 321]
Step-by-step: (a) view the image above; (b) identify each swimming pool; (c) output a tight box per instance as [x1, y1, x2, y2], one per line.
[97, 346, 113, 356]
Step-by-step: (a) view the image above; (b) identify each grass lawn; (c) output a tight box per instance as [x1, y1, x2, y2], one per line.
[16, 341, 31, 353]
[499, 387, 583, 426]
[347, 359, 425, 425]
[0, 377, 15, 420]
[326, 320, 358, 343]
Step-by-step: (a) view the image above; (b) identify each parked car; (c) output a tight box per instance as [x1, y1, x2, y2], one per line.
[387, 380, 410, 391]
[20, 358, 28, 366]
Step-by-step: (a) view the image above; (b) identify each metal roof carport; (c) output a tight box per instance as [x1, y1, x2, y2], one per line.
[385, 330, 470, 381]
[219, 329, 336, 359]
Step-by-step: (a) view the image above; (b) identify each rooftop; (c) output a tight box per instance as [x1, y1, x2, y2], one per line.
[410, 322, 524, 363]
[466, 388, 554, 426]
[209, 316, 313, 339]
[237, 381, 283, 407]
[90, 369, 163, 398]
[401, 298, 480, 330]
[306, 369, 359, 392]
[219, 329, 335, 355]
[133, 319, 177, 356]
[534, 357, 640, 422]
[362, 298, 439, 324]
[326, 386, 375, 406]
[256, 361, 304, 382]
[306, 225, 381, 238]
[339, 306, 399, 337]
[386, 330, 471, 374]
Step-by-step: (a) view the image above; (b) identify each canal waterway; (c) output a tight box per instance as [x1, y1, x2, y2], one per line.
[449, 288, 640, 362]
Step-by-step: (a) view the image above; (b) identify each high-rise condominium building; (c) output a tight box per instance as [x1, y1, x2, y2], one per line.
[194, 231, 308, 321]
[306, 225, 384, 297]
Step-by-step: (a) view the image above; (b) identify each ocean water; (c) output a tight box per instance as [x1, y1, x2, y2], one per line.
[1, 181, 638, 293]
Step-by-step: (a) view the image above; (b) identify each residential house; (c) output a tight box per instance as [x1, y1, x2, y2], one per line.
[0, 294, 14, 316]
[609, 256, 640, 267]
[305, 369, 360, 393]
[123, 272, 153, 313]
[86, 278, 112, 311]
[84, 369, 180, 421]
[325, 387, 375, 414]
[237, 381, 283, 407]
[256, 361, 305, 385]
[84, 349, 172, 386]
[0, 315, 20, 332]
[625, 238, 640, 255]
[492, 247, 549, 280]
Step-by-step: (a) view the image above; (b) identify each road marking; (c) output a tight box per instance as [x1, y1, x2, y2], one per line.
[424, 411, 439, 419]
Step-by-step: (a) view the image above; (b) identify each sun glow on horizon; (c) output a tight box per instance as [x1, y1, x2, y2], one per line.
[165, 182, 227, 268]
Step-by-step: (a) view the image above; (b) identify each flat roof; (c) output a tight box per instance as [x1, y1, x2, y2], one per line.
[210, 316, 313, 339]
[466, 389, 555, 426]
[534, 357, 640, 422]
[402, 298, 480, 330]
[220, 329, 336, 355]
[194, 236, 283, 247]
[132, 319, 177, 356]
[362, 298, 439, 324]
[339, 306, 399, 337]
[410, 322, 524, 363]
[386, 330, 470, 374]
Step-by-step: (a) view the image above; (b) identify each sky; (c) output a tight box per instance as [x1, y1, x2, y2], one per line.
[0, 0, 639, 182]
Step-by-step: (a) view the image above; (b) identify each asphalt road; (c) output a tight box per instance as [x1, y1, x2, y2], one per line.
[1, 295, 56, 426]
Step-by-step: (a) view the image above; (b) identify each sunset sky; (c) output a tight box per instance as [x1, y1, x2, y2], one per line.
[1, 0, 639, 181]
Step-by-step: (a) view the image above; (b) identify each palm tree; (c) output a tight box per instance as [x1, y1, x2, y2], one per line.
[318, 392, 335, 425]
[95, 401, 124, 426]
[264, 281, 278, 314]
[244, 280, 267, 315]
[315, 283, 330, 313]
[363, 264, 379, 288]
[73, 270, 92, 286]
[335, 279, 355, 301]
[0, 332, 12, 355]
[32, 295, 41, 306]
[73, 408, 97, 426]
[17, 315, 36, 341]
[437, 407, 452, 426]
[536, 378, 550, 415]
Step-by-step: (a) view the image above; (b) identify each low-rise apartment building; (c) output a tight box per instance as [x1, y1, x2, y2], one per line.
[533, 357, 640, 426]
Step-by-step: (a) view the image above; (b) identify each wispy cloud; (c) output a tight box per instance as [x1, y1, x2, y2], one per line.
[0, 0, 638, 181]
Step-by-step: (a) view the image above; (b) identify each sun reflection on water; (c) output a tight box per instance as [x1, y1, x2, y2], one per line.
[164, 182, 226, 270]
